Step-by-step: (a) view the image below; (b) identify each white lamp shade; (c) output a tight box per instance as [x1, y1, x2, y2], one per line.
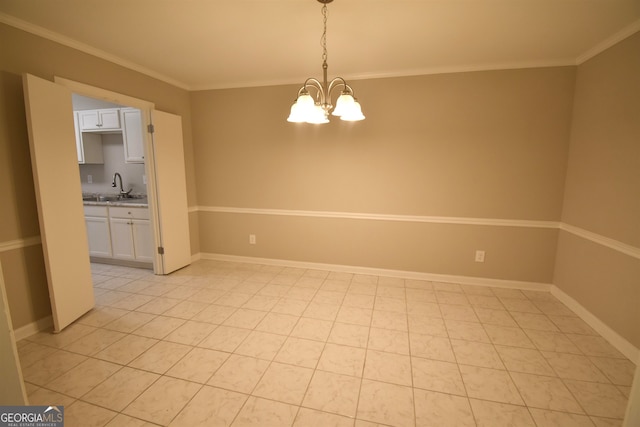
[332, 93, 355, 116]
[287, 94, 317, 123]
[307, 104, 329, 124]
[287, 102, 305, 122]
[340, 100, 365, 121]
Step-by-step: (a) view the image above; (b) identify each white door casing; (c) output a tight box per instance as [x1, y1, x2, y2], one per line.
[22, 73, 95, 332]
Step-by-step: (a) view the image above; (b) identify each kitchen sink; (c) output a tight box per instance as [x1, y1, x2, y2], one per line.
[82, 194, 147, 204]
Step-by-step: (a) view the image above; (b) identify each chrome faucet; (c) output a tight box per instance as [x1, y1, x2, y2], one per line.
[111, 172, 132, 198]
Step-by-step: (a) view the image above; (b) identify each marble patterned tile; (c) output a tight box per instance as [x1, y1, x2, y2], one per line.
[335, 306, 373, 326]
[451, 339, 504, 369]
[542, 352, 610, 383]
[166, 347, 229, 383]
[83, 367, 160, 412]
[207, 354, 270, 394]
[293, 408, 354, 427]
[103, 311, 156, 333]
[94, 334, 158, 365]
[252, 362, 313, 405]
[343, 293, 376, 309]
[525, 330, 582, 354]
[445, 319, 490, 343]
[129, 341, 192, 374]
[328, 323, 370, 348]
[363, 349, 412, 386]
[566, 335, 626, 359]
[317, 343, 366, 377]
[255, 312, 300, 335]
[409, 333, 456, 362]
[499, 297, 542, 314]
[25, 323, 96, 349]
[405, 289, 436, 303]
[495, 345, 555, 376]
[303, 301, 340, 321]
[198, 325, 251, 352]
[234, 331, 287, 360]
[470, 399, 536, 427]
[135, 297, 181, 315]
[590, 417, 623, 427]
[22, 350, 88, 386]
[274, 336, 325, 368]
[302, 370, 361, 417]
[406, 301, 442, 317]
[414, 389, 475, 427]
[231, 396, 298, 426]
[411, 356, 466, 396]
[17, 342, 58, 369]
[192, 304, 237, 324]
[376, 286, 406, 299]
[589, 357, 636, 386]
[106, 414, 158, 427]
[367, 327, 410, 355]
[564, 380, 628, 418]
[474, 307, 518, 327]
[440, 304, 479, 322]
[484, 324, 536, 349]
[528, 408, 597, 427]
[510, 372, 583, 413]
[291, 317, 334, 341]
[164, 320, 218, 346]
[374, 296, 407, 313]
[163, 300, 209, 319]
[407, 315, 448, 337]
[467, 294, 504, 309]
[242, 295, 280, 311]
[26, 386, 76, 407]
[65, 401, 117, 427]
[47, 358, 120, 398]
[511, 312, 560, 331]
[357, 379, 415, 427]
[271, 298, 310, 316]
[78, 307, 129, 327]
[132, 315, 186, 339]
[370, 310, 408, 331]
[123, 376, 201, 425]
[459, 364, 524, 405]
[436, 291, 470, 305]
[222, 308, 268, 329]
[63, 328, 126, 356]
[549, 316, 598, 335]
[169, 385, 247, 427]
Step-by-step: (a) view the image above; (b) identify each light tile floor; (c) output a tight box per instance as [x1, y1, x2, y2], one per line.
[19, 261, 635, 427]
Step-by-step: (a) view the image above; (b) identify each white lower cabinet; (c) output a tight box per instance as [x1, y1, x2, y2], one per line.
[85, 205, 152, 264]
[84, 206, 111, 257]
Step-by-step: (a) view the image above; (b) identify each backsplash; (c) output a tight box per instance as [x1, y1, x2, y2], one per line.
[79, 133, 146, 195]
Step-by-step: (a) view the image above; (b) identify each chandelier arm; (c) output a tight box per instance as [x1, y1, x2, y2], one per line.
[303, 78, 326, 105]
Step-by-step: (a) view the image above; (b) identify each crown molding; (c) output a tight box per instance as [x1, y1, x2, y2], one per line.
[576, 19, 640, 64]
[0, 12, 190, 91]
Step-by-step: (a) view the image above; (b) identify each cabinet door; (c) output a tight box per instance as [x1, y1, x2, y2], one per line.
[85, 217, 112, 257]
[132, 219, 154, 262]
[121, 108, 145, 163]
[99, 109, 121, 130]
[77, 110, 101, 130]
[109, 218, 135, 260]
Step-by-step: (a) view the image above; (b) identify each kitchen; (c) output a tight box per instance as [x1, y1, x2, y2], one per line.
[73, 94, 153, 269]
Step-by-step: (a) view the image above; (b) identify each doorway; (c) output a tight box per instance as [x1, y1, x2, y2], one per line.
[23, 74, 191, 332]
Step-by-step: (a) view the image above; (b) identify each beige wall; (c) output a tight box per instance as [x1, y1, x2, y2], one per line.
[0, 23, 198, 329]
[192, 67, 575, 282]
[554, 32, 640, 348]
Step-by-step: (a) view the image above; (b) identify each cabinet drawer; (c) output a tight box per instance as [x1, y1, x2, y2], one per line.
[84, 206, 108, 217]
[109, 206, 150, 220]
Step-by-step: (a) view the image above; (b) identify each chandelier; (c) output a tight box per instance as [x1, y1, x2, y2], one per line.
[287, 0, 365, 124]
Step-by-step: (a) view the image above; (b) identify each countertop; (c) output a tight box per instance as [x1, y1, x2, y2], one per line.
[82, 195, 148, 208]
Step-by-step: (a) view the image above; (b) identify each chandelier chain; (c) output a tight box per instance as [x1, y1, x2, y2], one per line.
[321, 4, 328, 65]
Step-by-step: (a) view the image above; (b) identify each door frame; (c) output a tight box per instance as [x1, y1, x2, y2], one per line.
[54, 77, 165, 273]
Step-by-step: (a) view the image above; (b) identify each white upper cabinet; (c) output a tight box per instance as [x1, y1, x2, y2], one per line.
[74, 112, 104, 164]
[78, 108, 121, 131]
[121, 108, 145, 163]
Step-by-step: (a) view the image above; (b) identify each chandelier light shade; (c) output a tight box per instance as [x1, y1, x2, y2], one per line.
[287, 0, 365, 124]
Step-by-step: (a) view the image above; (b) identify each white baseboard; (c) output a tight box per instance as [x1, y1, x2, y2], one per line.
[190, 252, 202, 263]
[198, 252, 551, 291]
[551, 285, 639, 363]
[13, 315, 52, 342]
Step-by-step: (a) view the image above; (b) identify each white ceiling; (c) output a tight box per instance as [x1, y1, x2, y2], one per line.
[1, 0, 639, 90]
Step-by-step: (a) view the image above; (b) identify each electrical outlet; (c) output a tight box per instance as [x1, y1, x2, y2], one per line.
[249, 234, 256, 245]
[475, 250, 485, 263]
[87, 174, 92, 183]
